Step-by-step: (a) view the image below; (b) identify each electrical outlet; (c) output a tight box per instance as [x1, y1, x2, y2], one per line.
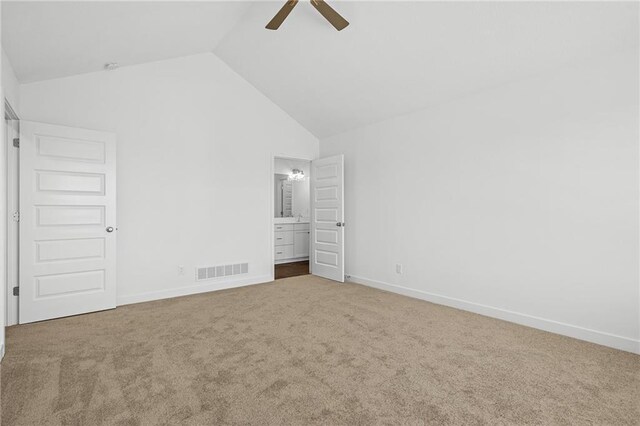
[396, 264, 403, 274]
[178, 265, 185, 275]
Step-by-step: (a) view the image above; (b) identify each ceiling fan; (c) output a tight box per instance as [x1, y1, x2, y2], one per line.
[266, 0, 349, 31]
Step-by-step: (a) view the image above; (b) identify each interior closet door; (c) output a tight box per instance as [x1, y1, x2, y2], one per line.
[19, 121, 117, 323]
[310, 154, 344, 282]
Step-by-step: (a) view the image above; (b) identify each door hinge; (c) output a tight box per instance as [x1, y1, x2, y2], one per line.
[12, 211, 19, 222]
[13, 286, 19, 296]
[12, 138, 19, 148]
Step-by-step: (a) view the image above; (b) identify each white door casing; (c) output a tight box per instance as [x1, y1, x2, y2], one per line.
[19, 121, 116, 323]
[310, 155, 344, 282]
[6, 118, 19, 326]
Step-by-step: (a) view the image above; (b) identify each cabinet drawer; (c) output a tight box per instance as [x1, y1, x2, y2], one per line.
[294, 223, 310, 231]
[275, 231, 293, 246]
[275, 245, 294, 260]
[274, 224, 294, 232]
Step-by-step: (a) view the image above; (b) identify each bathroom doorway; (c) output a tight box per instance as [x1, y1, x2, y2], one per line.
[272, 156, 311, 280]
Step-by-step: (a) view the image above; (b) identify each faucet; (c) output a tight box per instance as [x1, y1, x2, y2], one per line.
[296, 213, 302, 222]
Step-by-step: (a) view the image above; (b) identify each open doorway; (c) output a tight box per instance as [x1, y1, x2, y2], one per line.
[273, 157, 311, 280]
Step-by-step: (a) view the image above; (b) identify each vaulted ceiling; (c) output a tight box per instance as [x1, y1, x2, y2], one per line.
[215, 1, 638, 137]
[1, 1, 252, 83]
[2, 1, 638, 138]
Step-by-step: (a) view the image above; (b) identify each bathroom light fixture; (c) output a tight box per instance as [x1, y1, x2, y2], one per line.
[288, 169, 305, 181]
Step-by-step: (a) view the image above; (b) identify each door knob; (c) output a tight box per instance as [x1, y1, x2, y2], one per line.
[106, 226, 114, 233]
[336, 222, 345, 227]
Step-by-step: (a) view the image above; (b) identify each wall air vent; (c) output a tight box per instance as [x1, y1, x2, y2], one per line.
[196, 263, 249, 281]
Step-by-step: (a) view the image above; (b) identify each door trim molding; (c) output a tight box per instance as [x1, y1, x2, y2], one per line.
[5, 117, 19, 326]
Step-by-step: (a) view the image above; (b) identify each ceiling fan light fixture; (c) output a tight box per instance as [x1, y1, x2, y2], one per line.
[309, 0, 349, 31]
[265, 0, 299, 30]
[265, 0, 349, 31]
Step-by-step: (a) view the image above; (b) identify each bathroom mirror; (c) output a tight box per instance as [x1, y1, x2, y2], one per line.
[274, 158, 310, 219]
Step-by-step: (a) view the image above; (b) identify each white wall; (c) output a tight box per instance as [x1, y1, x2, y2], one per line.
[2, 48, 20, 112]
[20, 53, 318, 305]
[321, 50, 639, 353]
[1, 47, 20, 359]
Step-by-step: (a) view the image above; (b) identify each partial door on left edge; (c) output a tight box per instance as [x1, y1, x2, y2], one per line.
[19, 121, 117, 324]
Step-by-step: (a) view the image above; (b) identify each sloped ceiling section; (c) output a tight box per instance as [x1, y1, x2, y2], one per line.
[2, 2, 638, 138]
[1, 1, 252, 83]
[215, 1, 639, 138]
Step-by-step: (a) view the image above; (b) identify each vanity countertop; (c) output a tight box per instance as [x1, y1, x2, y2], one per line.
[274, 217, 310, 224]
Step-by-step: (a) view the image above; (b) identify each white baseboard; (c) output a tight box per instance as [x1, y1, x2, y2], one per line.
[117, 274, 272, 306]
[347, 274, 640, 355]
[0, 343, 4, 361]
[275, 256, 309, 265]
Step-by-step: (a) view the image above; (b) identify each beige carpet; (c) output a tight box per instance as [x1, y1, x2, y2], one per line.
[1, 275, 639, 425]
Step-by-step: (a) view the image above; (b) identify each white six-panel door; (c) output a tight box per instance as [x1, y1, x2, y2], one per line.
[310, 155, 344, 282]
[19, 121, 116, 323]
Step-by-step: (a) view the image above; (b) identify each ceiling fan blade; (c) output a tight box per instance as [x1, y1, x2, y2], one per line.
[266, 0, 299, 30]
[310, 0, 349, 31]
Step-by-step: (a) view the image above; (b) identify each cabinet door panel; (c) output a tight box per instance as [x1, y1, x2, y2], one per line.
[294, 230, 310, 257]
